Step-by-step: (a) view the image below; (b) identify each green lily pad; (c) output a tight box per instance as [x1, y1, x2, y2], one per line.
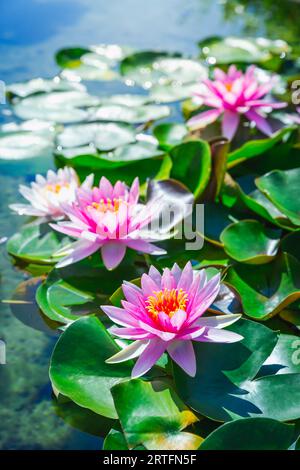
[0, 130, 54, 160]
[6, 77, 85, 99]
[199, 418, 296, 450]
[56, 44, 131, 81]
[225, 253, 300, 320]
[7, 224, 70, 265]
[280, 231, 300, 261]
[153, 123, 188, 151]
[49, 315, 132, 419]
[90, 103, 170, 124]
[36, 261, 142, 324]
[169, 140, 211, 198]
[120, 51, 207, 88]
[227, 127, 295, 169]
[256, 168, 300, 226]
[174, 319, 300, 422]
[150, 82, 198, 103]
[111, 380, 202, 450]
[57, 122, 136, 151]
[198, 36, 290, 66]
[203, 202, 236, 246]
[221, 174, 294, 230]
[103, 426, 129, 450]
[13, 91, 100, 123]
[55, 137, 166, 185]
[220, 220, 281, 264]
[261, 334, 300, 376]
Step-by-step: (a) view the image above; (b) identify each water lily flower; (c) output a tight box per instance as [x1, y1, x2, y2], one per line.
[51, 177, 188, 270]
[188, 65, 287, 139]
[102, 262, 243, 378]
[10, 167, 93, 219]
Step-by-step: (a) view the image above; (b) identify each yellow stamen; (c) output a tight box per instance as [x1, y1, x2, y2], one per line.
[146, 288, 188, 319]
[225, 82, 232, 92]
[89, 198, 123, 213]
[45, 182, 69, 194]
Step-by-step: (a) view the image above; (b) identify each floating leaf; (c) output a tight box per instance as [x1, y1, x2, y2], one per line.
[111, 380, 202, 450]
[0, 130, 54, 160]
[57, 122, 136, 151]
[13, 91, 100, 123]
[153, 123, 188, 150]
[225, 253, 300, 320]
[256, 168, 300, 226]
[199, 418, 296, 450]
[103, 426, 129, 450]
[36, 261, 142, 324]
[169, 140, 211, 198]
[174, 319, 300, 422]
[7, 224, 70, 265]
[49, 315, 132, 419]
[262, 334, 300, 375]
[227, 127, 295, 169]
[120, 51, 207, 88]
[198, 36, 290, 66]
[220, 220, 281, 264]
[90, 103, 170, 124]
[6, 77, 85, 99]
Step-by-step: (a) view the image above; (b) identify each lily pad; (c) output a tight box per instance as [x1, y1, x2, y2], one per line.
[224, 253, 300, 320]
[49, 315, 132, 419]
[36, 261, 142, 324]
[90, 103, 170, 124]
[13, 91, 100, 123]
[120, 51, 207, 88]
[169, 140, 211, 198]
[7, 224, 70, 265]
[227, 127, 295, 169]
[111, 380, 202, 450]
[198, 36, 290, 66]
[0, 130, 54, 160]
[174, 319, 300, 422]
[57, 122, 136, 151]
[220, 220, 281, 264]
[6, 77, 85, 99]
[153, 123, 188, 150]
[256, 168, 300, 226]
[199, 418, 296, 450]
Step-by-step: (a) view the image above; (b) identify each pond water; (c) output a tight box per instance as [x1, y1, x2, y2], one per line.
[0, 0, 299, 450]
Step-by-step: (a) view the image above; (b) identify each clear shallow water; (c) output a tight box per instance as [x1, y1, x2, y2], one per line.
[0, 0, 298, 450]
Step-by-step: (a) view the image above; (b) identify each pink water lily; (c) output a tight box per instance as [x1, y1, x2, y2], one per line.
[10, 167, 93, 219]
[102, 262, 243, 378]
[51, 177, 181, 270]
[188, 65, 287, 139]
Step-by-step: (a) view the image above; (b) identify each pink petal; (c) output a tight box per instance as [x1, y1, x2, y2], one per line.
[9, 204, 45, 217]
[195, 327, 243, 343]
[245, 109, 273, 136]
[131, 338, 167, 378]
[161, 268, 176, 290]
[106, 339, 149, 364]
[177, 261, 194, 291]
[138, 319, 176, 341]
[222, 110, 240, 140]
[109, 326, 152, 340]
[141, 273, 160, 296]
[167, 340, 196, 377]
[101, 242, 127, 270]
[129, 177, 140, 204]
[99, 176, 114, 197]
[56, 240, 101, 268]
[195, 314, 241, 329]
[170, 309, 187, 330]
[187, 108, 222, 128]
[125, 238, 166, 255]
[148, 265, 162, 285]
[100, 305, 138, 328]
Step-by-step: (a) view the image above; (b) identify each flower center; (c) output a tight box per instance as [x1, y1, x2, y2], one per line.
[225, 82, 233, 92]
[146, 288, 188, 318]
[45, 182, 69, 194]
[89, 198, 123, 213]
